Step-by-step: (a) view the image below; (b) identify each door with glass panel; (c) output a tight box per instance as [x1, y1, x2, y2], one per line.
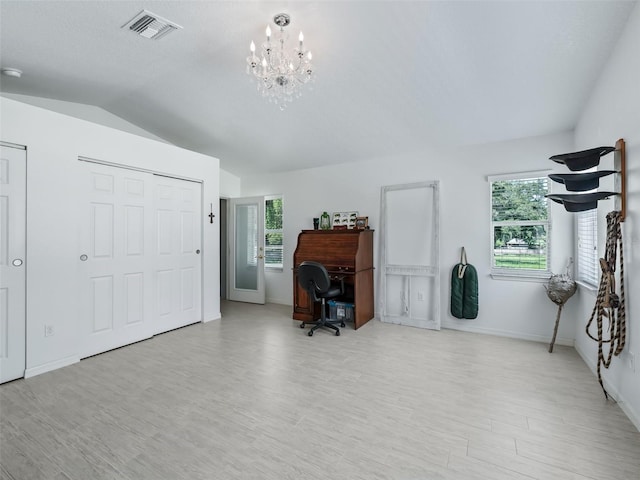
[228, 197, 265, 304]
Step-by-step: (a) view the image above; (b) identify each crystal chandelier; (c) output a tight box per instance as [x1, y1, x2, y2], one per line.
[246, 13, 314, 109]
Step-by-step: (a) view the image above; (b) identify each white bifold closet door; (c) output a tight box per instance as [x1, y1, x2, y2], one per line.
[80, 162, 201, 359]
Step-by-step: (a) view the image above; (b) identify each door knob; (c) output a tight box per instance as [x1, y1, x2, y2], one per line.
[196, 249, 201, 254]
[80, 254, 88, 261]
[12, 259, 23, 267]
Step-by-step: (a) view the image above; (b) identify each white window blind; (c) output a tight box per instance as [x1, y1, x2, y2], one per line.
[577, 209, 598, 286]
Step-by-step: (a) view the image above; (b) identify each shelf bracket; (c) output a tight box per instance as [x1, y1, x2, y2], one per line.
[614, 138, 626, 222]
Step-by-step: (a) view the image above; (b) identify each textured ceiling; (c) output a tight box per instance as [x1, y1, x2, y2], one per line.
[0, 1, 636, 176]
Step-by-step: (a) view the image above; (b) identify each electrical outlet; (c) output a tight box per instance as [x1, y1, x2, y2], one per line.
[44, 325, 54, 337]
[628, 352, 636, 372]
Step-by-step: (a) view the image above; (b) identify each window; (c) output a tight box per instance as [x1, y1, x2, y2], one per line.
[265, 196, 283, 269]
[576, 209, 598, 286]
[489, 173, 551, 277]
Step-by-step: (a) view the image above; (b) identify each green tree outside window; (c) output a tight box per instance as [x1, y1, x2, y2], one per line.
[491, 176, 550, 272]
[265, 197, 283, 269]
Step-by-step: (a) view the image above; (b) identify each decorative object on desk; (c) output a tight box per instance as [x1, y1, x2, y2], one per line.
[450, 247, 478, 320]
[319, 211, 331, 230]
[544, 258, 577, 353]
[246, 13, 314, 110]
[546, 139, 625, 218]
[355, 216, 368, 230]
[333, 225, 348, 230]
[313, 217, 319, 230]
[332, 211, 358, 228]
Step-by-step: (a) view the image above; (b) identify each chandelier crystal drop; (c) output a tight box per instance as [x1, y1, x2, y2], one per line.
[246, 13, 314, 110]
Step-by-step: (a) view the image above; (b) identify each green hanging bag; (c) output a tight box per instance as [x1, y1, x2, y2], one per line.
[450, 247, 478, 319]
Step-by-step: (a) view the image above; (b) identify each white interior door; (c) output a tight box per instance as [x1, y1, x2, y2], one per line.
[153, 175, 202, 334]
[80, 162, 154, 358]
[0, 144, 26, 383]
[228, 196, 265, 304]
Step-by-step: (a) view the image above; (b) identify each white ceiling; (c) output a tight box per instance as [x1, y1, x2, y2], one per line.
[0, 1, 636, 177]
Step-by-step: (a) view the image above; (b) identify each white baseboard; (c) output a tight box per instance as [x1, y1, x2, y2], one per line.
[203, 312, 222, 322]
[25, 355, 79, 379]
[574, 341, 640, 432]
[266, 297, 290, 306]
[620, 393, 640, 433]
[441, 321, 574, 347]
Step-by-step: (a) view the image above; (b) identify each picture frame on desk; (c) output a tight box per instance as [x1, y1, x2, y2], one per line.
[355, 216, 368, 229]
[332, 211, 358, 228]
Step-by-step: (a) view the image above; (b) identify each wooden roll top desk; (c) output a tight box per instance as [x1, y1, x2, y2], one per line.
[292, 229, 374, 329]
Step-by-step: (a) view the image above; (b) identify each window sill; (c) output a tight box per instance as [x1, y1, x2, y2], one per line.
[490, 271, 551, 283]
[576, 280, 598, 295]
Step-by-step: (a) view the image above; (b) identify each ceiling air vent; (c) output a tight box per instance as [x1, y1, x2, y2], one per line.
[122, 10, 182, 40]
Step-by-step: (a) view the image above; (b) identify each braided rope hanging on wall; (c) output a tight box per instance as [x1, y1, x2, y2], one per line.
[585, 211, 626, 399]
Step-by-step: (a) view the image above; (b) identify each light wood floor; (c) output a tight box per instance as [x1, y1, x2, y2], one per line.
[1, 301, 639, 480]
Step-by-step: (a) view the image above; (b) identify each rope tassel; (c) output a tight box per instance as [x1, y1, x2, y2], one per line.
[585, 211, 626, 399]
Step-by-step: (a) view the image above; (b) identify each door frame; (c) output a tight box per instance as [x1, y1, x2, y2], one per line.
[219, 197, 228, 300]
[379, 181, 441, 330]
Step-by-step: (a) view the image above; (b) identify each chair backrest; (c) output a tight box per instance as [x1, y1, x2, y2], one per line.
[297, 261, 331, 302]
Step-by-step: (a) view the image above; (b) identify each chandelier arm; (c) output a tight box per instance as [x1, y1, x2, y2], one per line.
[293, 54, 307, 72]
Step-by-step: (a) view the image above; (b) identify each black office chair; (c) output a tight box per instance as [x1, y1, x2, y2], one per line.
[297, 261, 345, 336]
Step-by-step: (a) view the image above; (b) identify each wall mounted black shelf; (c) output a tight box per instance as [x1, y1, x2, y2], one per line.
[546, 139, 626, 221]
[548, 170, 616, 192]
[546, 192, 618, 212]
[550, 146, 615, 171]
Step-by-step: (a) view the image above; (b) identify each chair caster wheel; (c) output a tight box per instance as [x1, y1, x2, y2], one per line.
[308, 330, 313, 337]
[335, 330, 340, 336]
[340, 322, 346, 328]
[299, 323, 305, 328]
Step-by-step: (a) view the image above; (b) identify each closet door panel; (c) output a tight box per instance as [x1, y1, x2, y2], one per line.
[80, 163, 154, 358]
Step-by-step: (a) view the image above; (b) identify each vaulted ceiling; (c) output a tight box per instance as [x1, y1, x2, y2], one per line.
[0, 1, 636, 176]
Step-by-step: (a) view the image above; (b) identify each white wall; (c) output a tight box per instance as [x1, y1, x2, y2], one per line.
[220, 168, 241, 198]
[0, 97, 221, 377]
[241, 131, 577, 344]
[1, 93, 169, 143]
[573, 2, 640, 429]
